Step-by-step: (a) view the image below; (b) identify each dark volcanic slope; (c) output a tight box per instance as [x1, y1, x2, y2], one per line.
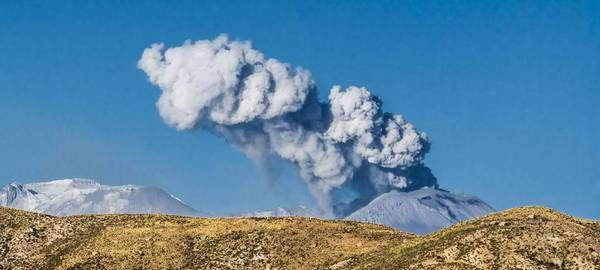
[0, 206, 598, 270]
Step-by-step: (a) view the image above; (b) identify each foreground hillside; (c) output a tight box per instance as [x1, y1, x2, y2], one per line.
[0, 207, 410, 269]
[346, 207, 600, 269]
[0, 207, 598, 269]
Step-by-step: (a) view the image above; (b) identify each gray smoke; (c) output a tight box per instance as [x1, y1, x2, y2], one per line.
[138, 34, 437, 217]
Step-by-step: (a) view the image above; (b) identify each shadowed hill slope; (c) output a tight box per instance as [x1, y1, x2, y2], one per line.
[0, 206, 598, 269]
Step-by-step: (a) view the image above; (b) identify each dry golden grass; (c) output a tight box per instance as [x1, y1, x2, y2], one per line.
[346, 207, 600, 270]
[0, 208, 411, 269]
[0, 206, 598, 269]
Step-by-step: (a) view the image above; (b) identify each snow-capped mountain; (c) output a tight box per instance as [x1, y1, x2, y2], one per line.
[0, 179, 201, 216]
[345, 187, 494, 234]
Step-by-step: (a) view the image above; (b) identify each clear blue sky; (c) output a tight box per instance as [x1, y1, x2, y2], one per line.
[1, 1, 598, 218]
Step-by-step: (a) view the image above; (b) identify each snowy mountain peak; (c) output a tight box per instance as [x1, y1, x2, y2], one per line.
[0, 178, 201, 217]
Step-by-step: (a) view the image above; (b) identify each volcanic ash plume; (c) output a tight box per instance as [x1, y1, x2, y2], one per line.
[138, 35, 437, 217]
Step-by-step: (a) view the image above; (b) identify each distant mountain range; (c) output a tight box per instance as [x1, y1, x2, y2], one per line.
[0, 179, 200, 216]
[0, 179, 493, 234]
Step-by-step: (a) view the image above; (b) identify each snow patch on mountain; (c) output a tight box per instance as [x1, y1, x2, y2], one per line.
[0, 179, 201, 216]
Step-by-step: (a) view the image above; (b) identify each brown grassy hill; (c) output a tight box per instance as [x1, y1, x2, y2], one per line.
[346, 206, 600, 270]
[0, 207, 411, 269]
[0, 206, 598, 270]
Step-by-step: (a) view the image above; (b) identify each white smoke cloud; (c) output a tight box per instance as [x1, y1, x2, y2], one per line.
[138, 35, 312, 129]
[326, 86, 381, 143]
[327, 86, 430, 168]
[138, 34, 436, 217]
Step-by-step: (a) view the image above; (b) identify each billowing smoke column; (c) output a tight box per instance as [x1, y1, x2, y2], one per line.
[138, 35, 437, 217]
